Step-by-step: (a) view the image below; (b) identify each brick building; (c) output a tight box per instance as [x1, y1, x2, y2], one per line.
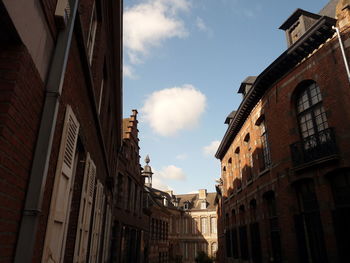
[0, 0, 122, 262]
[144, 186, 173, 263]
[112, 110, 147, 263]
[216, 0, 350, 262]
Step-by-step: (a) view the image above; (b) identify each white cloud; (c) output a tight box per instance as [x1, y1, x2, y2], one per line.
[196, 17, 207, 32]
[152, 177, 172, 191]
[124, 0, 190, 64]
[141, 84, 206, 136]
[158, 165, 186, 180]
[203, 140, 221, 156]
[123, 64, 137, 79]
[195, 17, 213, 37]
[176, 153, 188, 160]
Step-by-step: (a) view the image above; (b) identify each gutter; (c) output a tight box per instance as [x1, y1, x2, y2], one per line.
[14, 0, 79, 261]
[333, 26, 350, 83]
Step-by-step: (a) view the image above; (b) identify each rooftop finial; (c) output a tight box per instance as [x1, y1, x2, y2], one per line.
[145, 155, 150, 164]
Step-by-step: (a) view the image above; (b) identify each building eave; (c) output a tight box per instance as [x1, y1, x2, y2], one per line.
[215, 16, 336, 160]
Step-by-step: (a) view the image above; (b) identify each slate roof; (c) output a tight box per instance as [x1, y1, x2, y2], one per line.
[225, 110, 237, 124]
[175, 192, 217, 211]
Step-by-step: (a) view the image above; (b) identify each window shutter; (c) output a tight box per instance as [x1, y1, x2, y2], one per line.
[89, 181, 105, 263]
[42, 105, 80, 263]
[73, 153, 96, 262]
[102, 203, 113, 262]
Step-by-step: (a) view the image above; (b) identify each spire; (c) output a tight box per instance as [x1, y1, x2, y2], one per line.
[145, 155, 150, 164]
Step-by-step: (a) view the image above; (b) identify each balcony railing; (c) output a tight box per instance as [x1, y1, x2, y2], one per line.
[290, 128, 338, 167]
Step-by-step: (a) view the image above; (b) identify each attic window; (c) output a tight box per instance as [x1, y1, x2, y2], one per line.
[184, 202, 190, 210]
[255, 114, 265, 126]
[244, 133, 250, 143]
[201, 201, 207, 209]
[234, 147, 240, 154]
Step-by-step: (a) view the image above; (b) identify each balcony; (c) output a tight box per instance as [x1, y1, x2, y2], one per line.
[290, 128, 338, 168]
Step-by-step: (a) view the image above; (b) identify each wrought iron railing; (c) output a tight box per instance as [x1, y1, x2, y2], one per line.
[290, 128, 338, 167]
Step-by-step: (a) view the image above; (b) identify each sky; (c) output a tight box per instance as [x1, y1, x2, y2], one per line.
[122, 0, 330, 194]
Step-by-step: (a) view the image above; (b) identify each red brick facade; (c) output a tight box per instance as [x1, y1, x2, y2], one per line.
[216, 2, 350, 263]
[0, 0, 122, 262]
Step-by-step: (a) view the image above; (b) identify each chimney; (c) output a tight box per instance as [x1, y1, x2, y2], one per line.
[199, 189, 207, 200]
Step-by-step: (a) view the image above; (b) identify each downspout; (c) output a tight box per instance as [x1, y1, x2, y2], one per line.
[333, 26, 350, 83]
[14, 0, 79, 261]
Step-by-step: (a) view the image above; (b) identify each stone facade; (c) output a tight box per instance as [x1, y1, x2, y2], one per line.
[168, 190, 218, 263]
[216, 1, 350, 263]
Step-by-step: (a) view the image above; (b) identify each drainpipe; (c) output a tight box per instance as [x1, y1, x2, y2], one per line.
[14, 0, 79, 262]
[333, 26, 350, 83]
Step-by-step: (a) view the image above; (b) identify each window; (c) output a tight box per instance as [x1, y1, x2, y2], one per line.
[89, 181, 105, 262]
[249, 199, 262, 263]
[330, 170, 350, 262]
[116, 173, 123, 207]
[234, 147, 242, 180]
[98, 78, 104, 114]
[294, 180, 327, 263]
[239, 226, 249, 260]
[260, 120, 271, 169]
[87, 1, 98, 64]
[201, 217, 208, 234]
[264, 191, 282, 263]
[211, 242, 217, 256]
[211, 217, 217, 234]
[201, 201, 207, 209]
[183, 217, 189, 234]
[184, 201, 190, 210]
[296, 81, 329, 149]
[183, 242, 188, 259]
[74, 153, 96, 262]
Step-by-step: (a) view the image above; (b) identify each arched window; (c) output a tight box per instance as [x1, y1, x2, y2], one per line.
[211, 242, 218, 256]
[296, 81, 329, 149]
[263, 191, 282, 262]
[329, 169, 350, 262]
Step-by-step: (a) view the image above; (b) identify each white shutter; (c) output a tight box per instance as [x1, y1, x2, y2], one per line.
[89, 181, 105, 263]
[73, 153, 96, 262]
[101, 203, 113, 262]
[42, 105, 80, 263]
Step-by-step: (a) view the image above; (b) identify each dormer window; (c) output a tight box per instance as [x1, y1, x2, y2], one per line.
[279, 9, 321, 47]
[201, 201, 207, 210]
[184, 201, 190, 210]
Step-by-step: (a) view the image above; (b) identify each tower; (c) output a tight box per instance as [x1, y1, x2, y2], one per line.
[142, 155, 153, 188]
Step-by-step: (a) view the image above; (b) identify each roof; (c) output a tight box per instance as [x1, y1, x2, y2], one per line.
[238, 76, 257, 94]
[319, 0, 338, 18]
[216, 16, 336, 160]
[175, 192, 217, 211]
[279, 9, 321, 30]
[224, 110, 237, 124]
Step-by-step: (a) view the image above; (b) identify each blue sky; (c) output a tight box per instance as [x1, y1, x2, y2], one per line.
[123, 0, 330, 194]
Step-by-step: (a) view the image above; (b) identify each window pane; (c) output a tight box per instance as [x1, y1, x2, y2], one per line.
[310, 84, 322, 105]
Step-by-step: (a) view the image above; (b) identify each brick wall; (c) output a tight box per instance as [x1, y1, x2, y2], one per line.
[218, 28, 350, 263]
[0, 44, 45, 262]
